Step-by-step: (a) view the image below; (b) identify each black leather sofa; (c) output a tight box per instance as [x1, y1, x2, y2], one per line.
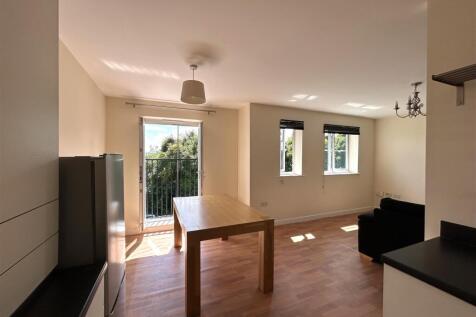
[358, 198, 425, 261]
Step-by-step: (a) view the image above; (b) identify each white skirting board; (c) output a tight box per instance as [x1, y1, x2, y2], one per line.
[274, 206, 372, 226]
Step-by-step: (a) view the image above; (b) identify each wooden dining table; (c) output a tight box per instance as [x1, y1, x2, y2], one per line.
[173, 195, 274, 317]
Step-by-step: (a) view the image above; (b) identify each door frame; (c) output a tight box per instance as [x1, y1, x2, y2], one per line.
[139, 117, 202, 233]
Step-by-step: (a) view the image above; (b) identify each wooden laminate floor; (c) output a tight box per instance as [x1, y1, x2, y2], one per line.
[119, 213, 383, 317]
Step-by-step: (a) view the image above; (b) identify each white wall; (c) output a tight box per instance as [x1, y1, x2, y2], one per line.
[59, 41, 106, 156]
[106, 97, 238, 235]
[0, 1, 59, 315]
[374, 117, 426, 205]
[426, 0, 476, 239]
[248, 103, 375, 222]
[237, 105, 251, 205]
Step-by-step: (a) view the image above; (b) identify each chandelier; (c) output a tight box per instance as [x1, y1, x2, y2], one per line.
[394, 82, 426, 118]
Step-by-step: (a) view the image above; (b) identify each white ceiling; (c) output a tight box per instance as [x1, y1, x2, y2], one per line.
[59, 0, 427, 118]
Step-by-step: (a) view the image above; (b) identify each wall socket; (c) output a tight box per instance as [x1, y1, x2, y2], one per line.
[260, 201, 268, 207]
[376, 192, 401, 200]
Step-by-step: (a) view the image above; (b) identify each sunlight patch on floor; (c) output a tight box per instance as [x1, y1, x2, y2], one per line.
[341, 224, 359, 232]
[126, 230, 174, 261]
[305, 233, 315, 240]
[144, 217, 173, 228]
[146, 237, 172, 256]
[290, 233, 315, 243]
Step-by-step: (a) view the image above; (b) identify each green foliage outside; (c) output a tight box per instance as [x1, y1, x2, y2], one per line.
[333, 134, 347, 169]
[146, 131, 198, 159]
[145, 131, 198, 218]
[324, 133, 347, 170]
[285, 136, 294, 172]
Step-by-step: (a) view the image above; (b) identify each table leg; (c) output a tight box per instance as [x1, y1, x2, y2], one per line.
[258, 221, 274, 293]
[186, 233, 201, 317]
[174, 207, 182, 248]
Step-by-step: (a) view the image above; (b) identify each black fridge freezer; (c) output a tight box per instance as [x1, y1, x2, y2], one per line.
[59, 154, 126, 316]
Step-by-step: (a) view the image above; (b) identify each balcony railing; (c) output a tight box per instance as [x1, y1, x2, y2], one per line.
[145, 158, 199, 218]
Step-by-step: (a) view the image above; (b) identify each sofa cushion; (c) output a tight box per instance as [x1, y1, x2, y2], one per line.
[380, 198, 424, 218]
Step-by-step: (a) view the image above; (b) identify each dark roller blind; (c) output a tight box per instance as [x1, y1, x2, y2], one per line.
[323, 124, 360, 135]
[280, 119, 304, 130]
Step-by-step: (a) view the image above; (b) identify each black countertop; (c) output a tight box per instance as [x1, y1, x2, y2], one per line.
[382, 221, 476, 306]
[12, 262, 107, 317]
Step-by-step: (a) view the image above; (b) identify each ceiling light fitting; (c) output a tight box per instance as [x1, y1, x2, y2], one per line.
[345, 102, 365, 108]
[362, 105, 381, 110]
[394, 82, 426, 118]
[292, 94, 308, 100]
[181, 64, 206, 104]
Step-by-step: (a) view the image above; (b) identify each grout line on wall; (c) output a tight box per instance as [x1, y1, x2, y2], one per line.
[0, 232, 58, 277]
[0, 199, 58, 225]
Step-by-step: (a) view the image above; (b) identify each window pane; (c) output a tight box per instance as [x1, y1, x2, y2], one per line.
[284, 129, 294, 172]
[144, 124, 177, 159]
[334, 134, 347, 152]
[178, 126, 199, 159]
[335, 151, 346, 169]
[333, 134, 347, 170]
[280, 129, 294, 173]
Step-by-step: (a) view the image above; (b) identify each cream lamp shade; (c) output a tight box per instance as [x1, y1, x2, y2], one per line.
[181, 64, 206, 104]
[181, 80, 206, 104]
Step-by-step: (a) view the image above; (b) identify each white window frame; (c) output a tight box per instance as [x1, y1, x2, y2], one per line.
[280, 128, 303, 176]
[280, 128, 286, 172]
[324, 133, 357, 175]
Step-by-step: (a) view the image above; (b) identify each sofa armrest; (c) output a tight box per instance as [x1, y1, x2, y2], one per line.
[373, 208, 386, 219]
[358, 211, 375, 222]
[358, 210, 381, 260]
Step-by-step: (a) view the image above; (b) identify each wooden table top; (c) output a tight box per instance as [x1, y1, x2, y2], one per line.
[173, 195, 271, 232]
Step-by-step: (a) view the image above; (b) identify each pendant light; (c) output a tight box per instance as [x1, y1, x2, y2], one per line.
[181, 64, 206, 104]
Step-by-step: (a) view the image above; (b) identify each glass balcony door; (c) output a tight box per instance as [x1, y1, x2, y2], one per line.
[140, 118, 201, 229]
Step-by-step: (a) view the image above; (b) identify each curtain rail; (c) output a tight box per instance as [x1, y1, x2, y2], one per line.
[125, 101, 216, 114]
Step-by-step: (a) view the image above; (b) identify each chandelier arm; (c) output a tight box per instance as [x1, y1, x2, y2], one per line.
[395, 109, 410, 118]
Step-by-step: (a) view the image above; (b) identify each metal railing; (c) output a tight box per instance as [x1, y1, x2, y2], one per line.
[145, 158, 199, 218]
